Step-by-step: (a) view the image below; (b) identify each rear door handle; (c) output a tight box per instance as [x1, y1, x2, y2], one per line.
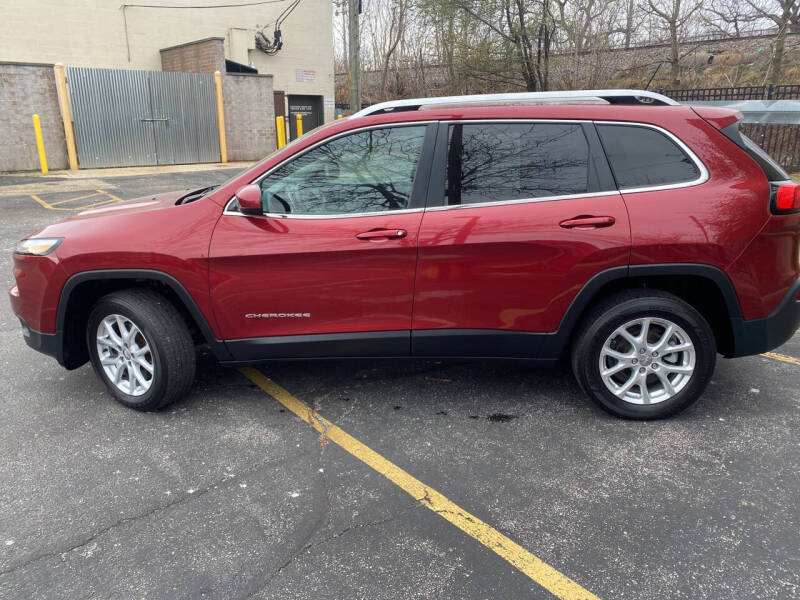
[559, 216, 615, 229]
[356, 228, 407, 240]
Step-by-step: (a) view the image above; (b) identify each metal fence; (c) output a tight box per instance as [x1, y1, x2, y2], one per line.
[658, 85, 800, 172]
[67, 67, 220, 168]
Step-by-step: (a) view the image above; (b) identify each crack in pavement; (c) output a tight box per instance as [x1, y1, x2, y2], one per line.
[248, 504, 425, 598]
[0, 450, 312, 578]
[243, 459, 333, 598]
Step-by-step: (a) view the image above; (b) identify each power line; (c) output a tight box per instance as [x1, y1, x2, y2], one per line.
[255, 0, 301, 54]
[120, 0, 293, 62]
[121, 0, 289, 9]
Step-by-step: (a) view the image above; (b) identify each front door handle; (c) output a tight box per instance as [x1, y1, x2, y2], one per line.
[559, 216, 616, 229]
[356, 228, 407, 240]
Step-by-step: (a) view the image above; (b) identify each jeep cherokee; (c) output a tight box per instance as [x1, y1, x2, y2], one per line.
[10, 90, 800, 419]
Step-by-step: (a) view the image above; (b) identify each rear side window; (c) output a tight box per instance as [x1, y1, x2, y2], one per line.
[445, 122, 590, 205]
[597, 124, 701, 189]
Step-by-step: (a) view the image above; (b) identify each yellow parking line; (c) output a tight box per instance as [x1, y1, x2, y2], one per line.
[73, 198, 120, 210]
[97, 189, 125, 203]
[762, 352, 800, 367]
[28, 189, 124, 211]
[47, 191, 102, 206]
[238, 367, 600, 600]
[29, 194, 52, 210]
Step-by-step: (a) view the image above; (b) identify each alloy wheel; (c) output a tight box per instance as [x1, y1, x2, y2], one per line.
[598, 317, 696, 405]
[96, 314, 154, 397]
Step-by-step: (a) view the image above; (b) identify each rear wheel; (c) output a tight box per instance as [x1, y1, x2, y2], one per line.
[87, 289, 195, 411]
[571, 290, 716, 419]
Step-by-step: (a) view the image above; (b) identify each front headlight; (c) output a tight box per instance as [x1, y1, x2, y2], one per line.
[14, 238, 63, 256]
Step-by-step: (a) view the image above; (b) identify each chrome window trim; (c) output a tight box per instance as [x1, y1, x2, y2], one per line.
[594, 120, 709, 194]
[425, 190, 622, 212]
[432, 120, 708, 212]
[222, 118, 709, 218]
[223, 121, 433, 219]
[222, 201, 424, 219]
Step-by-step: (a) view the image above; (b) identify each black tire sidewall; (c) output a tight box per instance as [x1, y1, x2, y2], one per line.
[576, 297, 716, 419]
[87, 297, 169, 409]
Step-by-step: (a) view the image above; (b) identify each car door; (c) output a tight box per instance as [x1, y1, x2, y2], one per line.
[209, 123, 436, 361]
[411, 120, 631, 358]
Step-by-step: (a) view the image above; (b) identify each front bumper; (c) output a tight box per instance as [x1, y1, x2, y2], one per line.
[18, 317, 62, 363]
[731, 277, 800, 357]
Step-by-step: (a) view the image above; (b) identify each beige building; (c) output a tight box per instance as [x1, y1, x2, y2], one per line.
[0, 0, 336, 124]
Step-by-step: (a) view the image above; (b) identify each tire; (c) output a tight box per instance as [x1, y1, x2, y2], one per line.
[87, 288, 195, 411]
[571, 290, 716, 420]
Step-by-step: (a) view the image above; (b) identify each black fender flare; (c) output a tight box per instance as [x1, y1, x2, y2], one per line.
[57, 269, 232, 363]
[550, 263, 744, 356]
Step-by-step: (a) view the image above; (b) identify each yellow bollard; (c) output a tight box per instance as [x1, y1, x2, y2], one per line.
[213, 71, 228, 163]
[32, 114, 48, 174]
[296, 113, 303, 137]
[337, 114, 343, 120]
[276, 115, 286, 149]
[53, 64, 78, 170]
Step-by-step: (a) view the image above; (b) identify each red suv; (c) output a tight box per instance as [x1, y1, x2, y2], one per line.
[10, 90, 800, 419]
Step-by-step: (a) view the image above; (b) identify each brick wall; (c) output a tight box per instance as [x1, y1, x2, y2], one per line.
[160, 38, 225, 74]
[222, 73, 276, 161]
[0, 62, 68, 172]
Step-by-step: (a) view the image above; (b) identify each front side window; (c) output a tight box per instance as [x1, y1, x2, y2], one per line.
[597, 124, 701, 189]
[260, 126, 426, 215]
[445, 122, 590, 205]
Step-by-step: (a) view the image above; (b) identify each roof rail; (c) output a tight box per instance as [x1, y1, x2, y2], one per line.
[350, 89, 678, 118]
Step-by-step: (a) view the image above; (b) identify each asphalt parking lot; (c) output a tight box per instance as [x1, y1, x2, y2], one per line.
[1, 167, 800, 599]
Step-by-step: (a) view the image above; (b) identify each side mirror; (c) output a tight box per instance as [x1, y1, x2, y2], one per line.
[235, 184, 262, 216]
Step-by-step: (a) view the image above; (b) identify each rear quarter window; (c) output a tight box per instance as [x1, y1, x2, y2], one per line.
[597, 124, 702, 189]
[719, 122, 790, 182]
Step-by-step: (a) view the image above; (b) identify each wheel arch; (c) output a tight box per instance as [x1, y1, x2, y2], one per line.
[556, 264, 744, 358]
[57, 269, 231, 369]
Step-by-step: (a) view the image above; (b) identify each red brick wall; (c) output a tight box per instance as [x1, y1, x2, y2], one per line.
[160, 38, 225, 74]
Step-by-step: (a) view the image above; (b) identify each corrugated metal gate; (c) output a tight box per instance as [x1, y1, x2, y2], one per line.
[66, 67, 220, 168]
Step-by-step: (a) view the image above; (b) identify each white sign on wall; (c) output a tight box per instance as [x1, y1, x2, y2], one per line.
[295, 69, 316, 83]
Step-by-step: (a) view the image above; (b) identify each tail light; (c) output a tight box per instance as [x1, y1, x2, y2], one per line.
[772, 182, 800, 214]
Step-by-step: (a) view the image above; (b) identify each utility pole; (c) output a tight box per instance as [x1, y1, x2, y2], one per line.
[347, 0, 361, 113]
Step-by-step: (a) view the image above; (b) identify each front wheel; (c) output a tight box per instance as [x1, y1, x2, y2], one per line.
[87, 289, 196, 411]
[571, 290, 716, 420]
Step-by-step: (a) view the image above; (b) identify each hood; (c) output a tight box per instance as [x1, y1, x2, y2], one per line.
[20, 187, 213, 243]
[63, 187, 203, 222]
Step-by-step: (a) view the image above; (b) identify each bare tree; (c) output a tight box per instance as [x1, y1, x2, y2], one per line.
[745, 0, 800, 83]
[702, 0, 762, 37]
[363, 0, 411, 99]
[553, 0, 623, 88]
[645, 0, 703, 86]
[332, 0, 799, 108]
[624, 0, 636, 47]
[445, 0, 556, 91]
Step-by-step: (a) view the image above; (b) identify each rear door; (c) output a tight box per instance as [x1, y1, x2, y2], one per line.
[411, 120, 631, 358]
